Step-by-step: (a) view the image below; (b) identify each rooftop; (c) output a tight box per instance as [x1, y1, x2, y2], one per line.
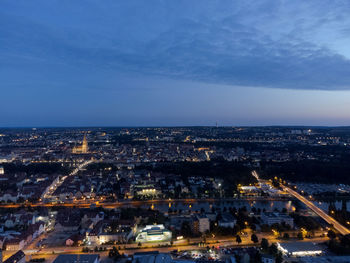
[278, 242, 322, 254]
[53, 254, 99, 263]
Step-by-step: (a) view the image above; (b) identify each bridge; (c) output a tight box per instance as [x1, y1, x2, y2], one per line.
[251, 170, 350, 236]
[283, 186, 350, 236]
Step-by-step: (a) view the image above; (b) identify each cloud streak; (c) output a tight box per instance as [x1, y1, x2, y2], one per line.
[2, 0, 350, 90]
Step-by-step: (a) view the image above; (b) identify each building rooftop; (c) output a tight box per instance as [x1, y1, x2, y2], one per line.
[278, 242, 322, 255]
[53, 254, 99, 263]
[299, 256, 350, 263]
[133, 253, 173, 263]
[263, 212, 291, 218]
[134, 251, 159, 257]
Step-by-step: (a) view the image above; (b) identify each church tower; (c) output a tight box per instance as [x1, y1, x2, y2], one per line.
[81, 135, 88, 153]
[72, 134, 89, 154]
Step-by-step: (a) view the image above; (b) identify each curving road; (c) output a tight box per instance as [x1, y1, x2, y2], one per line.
[252, 170, 350, 236]
[283, 186, 350, 236]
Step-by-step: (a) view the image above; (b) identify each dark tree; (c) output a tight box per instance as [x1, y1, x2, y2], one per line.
[283, 233, 290, 239]
[276, 252, 283, 263]
[297, 232, 303, 240]
[251, 234, 259, 243]
[261, 238, 269, 251]
[269, 243, 278, 255]
[236, 234, 242, 244]
[328, 230, 337, 239]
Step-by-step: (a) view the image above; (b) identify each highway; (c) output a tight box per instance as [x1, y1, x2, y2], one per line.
[283, 186, 350, 235]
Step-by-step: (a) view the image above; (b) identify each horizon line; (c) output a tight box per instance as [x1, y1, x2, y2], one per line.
[1, 125, 350, 129]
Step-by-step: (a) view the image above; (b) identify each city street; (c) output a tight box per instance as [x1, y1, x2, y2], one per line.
[2, 232, 329, 263]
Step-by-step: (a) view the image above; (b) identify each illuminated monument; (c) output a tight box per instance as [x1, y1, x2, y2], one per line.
[135, 224, 172, 243]
[72, 135, 89, 154]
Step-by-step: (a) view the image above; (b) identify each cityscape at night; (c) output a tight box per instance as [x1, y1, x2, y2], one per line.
[2, 1, 350, 263]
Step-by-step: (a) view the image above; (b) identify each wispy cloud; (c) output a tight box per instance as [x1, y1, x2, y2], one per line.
[2, 0, 350, 90]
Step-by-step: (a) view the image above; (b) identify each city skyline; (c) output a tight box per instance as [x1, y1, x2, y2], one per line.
[2, 0, 350, 126]
[0, 125, 350, 260]
[2, 2, 350, 260]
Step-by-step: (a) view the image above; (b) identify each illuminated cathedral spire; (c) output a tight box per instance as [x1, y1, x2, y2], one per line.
[72, 134, 89, 154]
[81, 135, 88, 153]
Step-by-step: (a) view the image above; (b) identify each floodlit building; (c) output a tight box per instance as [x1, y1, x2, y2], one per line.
[135, 225, 172, 243]
[136, 187, 161, 198]
[72, 135, 89, 154]
[238, 186, 261, 196]
[277, 242, 322, 257]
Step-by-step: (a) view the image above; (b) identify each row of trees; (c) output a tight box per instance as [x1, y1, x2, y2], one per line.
[260, 159, 350, 185]
[142, 159, 256, 198]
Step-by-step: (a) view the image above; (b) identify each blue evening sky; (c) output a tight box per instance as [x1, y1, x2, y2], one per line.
[1, 0, 350, 126]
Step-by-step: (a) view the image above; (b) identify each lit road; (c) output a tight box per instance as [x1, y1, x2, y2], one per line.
[0, 196, 291, 209]
[283, 186, 350, 235]
[252, 170, 350, 236]
[42, 159, 94, 200]
[1, 234, 328, 262]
